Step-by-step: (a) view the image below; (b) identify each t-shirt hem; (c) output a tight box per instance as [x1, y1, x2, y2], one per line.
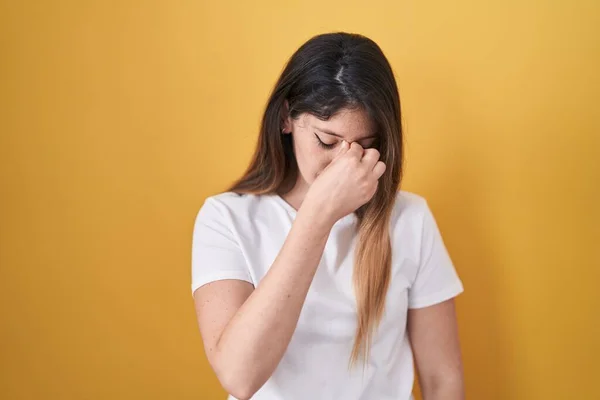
[191, 271, 254, 297]
[407, 282, 464, 309]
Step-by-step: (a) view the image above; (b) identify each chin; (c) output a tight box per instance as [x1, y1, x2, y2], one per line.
[307, 175, 319, 184]
[294, 172, 314, 189]
[299, 170, 316, 182]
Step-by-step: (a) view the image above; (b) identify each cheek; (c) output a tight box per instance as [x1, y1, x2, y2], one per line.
[294, 142, 329, 179]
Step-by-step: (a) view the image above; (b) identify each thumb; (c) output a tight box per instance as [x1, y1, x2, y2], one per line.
[336, 140, 349, 157]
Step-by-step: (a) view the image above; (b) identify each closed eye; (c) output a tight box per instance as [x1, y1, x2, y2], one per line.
[314, 133, 336, 149]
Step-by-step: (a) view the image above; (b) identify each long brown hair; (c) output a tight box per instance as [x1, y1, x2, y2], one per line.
[229, 32, 403, 366]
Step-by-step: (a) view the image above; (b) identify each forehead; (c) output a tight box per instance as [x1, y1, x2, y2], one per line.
[300, 108, 376, 140]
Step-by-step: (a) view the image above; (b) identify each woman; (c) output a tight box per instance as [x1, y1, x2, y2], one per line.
[191, 32, 465, 400]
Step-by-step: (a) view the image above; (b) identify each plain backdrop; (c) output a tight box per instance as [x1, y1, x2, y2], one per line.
[1, 1, 598, 399]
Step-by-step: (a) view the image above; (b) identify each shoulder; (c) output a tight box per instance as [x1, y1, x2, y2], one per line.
[195, 191, 271, 223]
[202, 191, 256, 209]
[390, 190, 430, 223]
[388, 190, 435, 242]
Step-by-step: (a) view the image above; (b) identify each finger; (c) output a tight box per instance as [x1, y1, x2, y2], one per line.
[336, 140, 349, 157]
[348, 141, 364, 159]
[360, 148, 381, 169]
[372, 160, 386, 179]
[327, 140, 349, 166]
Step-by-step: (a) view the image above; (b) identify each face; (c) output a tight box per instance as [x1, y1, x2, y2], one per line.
[282, 106, 378, 189]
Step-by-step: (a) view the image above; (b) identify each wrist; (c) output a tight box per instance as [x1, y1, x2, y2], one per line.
[296, 198, 336, 231]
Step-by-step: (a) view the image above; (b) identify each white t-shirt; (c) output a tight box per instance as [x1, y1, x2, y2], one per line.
[191, 190, 464, 400]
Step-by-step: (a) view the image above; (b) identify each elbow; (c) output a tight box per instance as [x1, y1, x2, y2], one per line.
[213, 357, 264, 400]
[420, 374, 465, 400]
[218, 370, 260, 400]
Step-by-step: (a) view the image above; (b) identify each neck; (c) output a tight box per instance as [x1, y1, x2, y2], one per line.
[279, 175, 310, 211]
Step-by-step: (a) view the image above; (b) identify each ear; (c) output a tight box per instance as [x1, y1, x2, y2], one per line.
[281, 100, 293, 134]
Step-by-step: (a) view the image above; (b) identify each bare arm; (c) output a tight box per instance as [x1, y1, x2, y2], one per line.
[193, 142, 384, 399]
[408, 299, 465, 400]
[194, 205, 333, 400]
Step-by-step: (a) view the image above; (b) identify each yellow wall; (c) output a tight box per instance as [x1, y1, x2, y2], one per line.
[1, 1, 598, 399]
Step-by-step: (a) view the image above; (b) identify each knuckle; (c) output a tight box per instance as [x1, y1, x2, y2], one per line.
[368, 148, 380, 158]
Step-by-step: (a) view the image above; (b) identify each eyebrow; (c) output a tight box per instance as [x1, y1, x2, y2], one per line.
[315, 128, 378, 140]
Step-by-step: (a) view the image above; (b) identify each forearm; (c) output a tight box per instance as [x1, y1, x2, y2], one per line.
[214, 203, 333, 396]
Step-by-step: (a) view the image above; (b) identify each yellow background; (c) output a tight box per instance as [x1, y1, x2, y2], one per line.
[1, 1, 598, 399]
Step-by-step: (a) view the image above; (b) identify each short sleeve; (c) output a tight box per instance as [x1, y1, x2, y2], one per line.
[191, 197, 253, 297]
[408, 200, 464, 309]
